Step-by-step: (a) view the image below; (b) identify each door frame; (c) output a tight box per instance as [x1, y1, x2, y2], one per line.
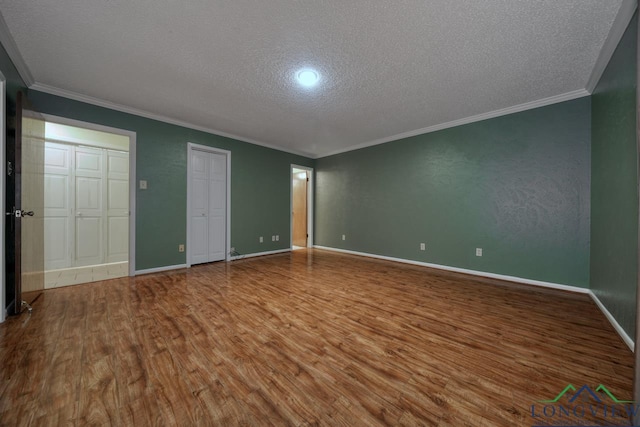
[290, 164, 314, 249]
[38, 114, 137, 276]
[186, 143, 231, 267]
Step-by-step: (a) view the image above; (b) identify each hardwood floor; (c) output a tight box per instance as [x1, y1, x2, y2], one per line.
[0, 249, 634, 426]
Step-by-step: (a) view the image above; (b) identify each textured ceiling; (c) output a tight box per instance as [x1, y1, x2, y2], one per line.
[0, 1, 625, 157]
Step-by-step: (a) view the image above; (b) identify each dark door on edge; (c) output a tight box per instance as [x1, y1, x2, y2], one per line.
[5, 91, 45, 314]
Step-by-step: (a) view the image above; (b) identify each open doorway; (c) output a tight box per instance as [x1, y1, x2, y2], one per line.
[41, 116, 136, 288]
[291, 165, 313, 250]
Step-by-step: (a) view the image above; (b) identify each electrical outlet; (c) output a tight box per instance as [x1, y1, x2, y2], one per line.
[342, 234, 346, 241]
[272, 235, 275, 241]
[178, 244, 185, 252]
[139, 180, 148, 190]
[275, 235, 279, 241]
[259, 236, 263, 243]
[476, 248, 483, 257]
[420, 243, 426, 251]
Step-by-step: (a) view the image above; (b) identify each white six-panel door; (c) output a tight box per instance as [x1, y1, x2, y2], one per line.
[44, 142, 129, 270]
[190, 150, 209, 265]
[106, 151, 129, 263]
[44, 142, 72, 270]
[75, 146, 104, 267]
[208, 153, 226, 262]
[189, 149, 226, 265]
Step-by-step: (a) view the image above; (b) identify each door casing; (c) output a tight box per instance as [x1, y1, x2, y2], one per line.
[38, 114, 136, 276]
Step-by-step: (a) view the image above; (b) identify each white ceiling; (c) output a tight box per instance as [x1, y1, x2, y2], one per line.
[0, 1, 630, 158]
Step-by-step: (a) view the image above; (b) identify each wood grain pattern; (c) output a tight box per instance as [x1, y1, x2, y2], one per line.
[0, 249, 634, 426]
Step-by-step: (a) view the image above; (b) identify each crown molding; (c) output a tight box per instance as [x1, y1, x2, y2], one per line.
[316, 89, 590, 158]
[0, 11, 34, 86]
[585, 0, 638, 93]
[28, 82, 314, 158]
[28, 84, 592, 161]
[0, 3, 631, 160]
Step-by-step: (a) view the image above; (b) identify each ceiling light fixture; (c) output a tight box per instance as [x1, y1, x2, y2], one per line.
[296, 69, 320, 87]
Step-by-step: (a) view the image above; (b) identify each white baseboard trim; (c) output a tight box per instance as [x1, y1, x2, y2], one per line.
[588, 291, 634, 352]
[135, 249, 292, 274]
[229, 248, 291, 261]
[315, 245, 636, 351]
[131, 246, 636, 352]
[314, 245, 589, 294]
[135, 264, 188, 275]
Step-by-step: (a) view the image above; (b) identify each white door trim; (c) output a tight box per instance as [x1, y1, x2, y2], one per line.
[0, 72, 5, 322]
[290, 164, 314, 249]
[187, 143, 231, 267]
[37, 113, 137, 276]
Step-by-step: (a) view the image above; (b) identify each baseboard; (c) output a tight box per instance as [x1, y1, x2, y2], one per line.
[134, 249, 292, 274]
[314, 245, 635, 351]
[229, 248, 291, 261]
[45, 262, 129, 289]
[131, 247, 637, 351]
[314, 245, 589, 294]
[135, 264, 188, 275]
[588, 291, 635, 352]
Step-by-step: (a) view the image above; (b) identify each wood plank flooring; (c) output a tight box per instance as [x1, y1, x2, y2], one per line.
[0, 249, 634, 426]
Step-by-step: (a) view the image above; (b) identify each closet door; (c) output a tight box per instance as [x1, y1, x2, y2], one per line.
[74, 146, 104, 266]
[44, 142, 73, 270]
[190, 150, 210, 265]
[106, 150, 129, 263]
[189, 149, 227, 265]
[208, 153, 226, 262]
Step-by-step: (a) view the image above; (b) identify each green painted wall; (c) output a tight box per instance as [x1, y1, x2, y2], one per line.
[316, 98, 592, 287]
[590, 13, 638, 338]
[1, 12, 637, 340]
[25, 91, 313, 270]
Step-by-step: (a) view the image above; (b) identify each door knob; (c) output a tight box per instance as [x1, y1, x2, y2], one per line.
[4, 207, 33, 218]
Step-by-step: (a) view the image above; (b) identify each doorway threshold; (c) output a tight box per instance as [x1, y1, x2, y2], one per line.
[45, 262, 128, 289]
